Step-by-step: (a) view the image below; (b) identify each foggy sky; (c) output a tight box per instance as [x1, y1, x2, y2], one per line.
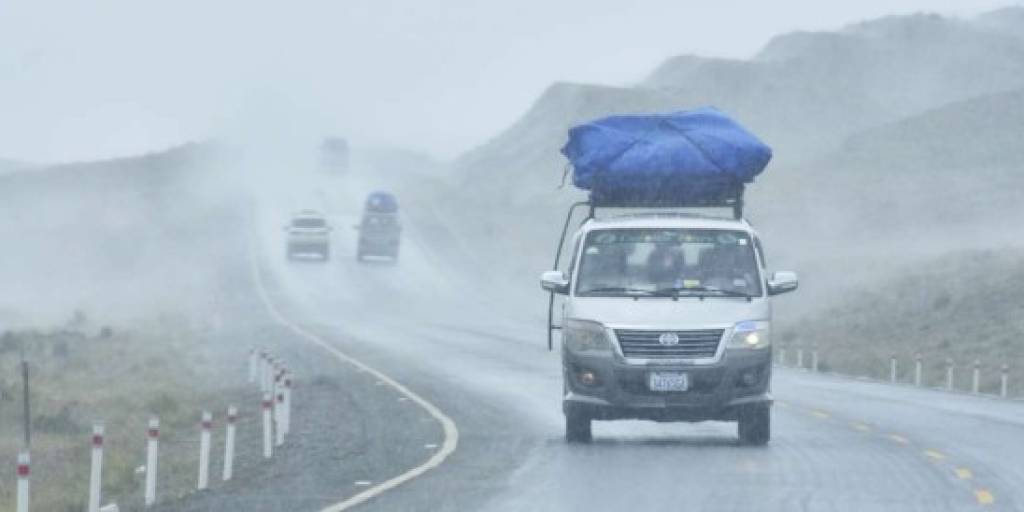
[0, 0, 1012, 163]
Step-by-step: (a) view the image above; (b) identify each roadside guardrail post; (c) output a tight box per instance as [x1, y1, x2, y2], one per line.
[88, 423, 105, 512]
[1001, 365, 1010, 398]
[262, 393, 273, 459]
[972, 360, 981, 394]
[144, 417, 159, 507]
[890, 354, 898, 383]
[16, 451, 29, 512]
[223, 406, 237, 481]
[945, 358, 955, 391]
[796, 348, 804, 369]
[914, 353, 922, 387]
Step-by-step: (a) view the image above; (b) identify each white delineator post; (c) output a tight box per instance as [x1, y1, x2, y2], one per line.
[283, 374, 293, 436]
[88, 423, 105, 512]
[248, 348, 258, 384]
[16, 451, 30, 512]
[777, 346, 786, 366]
[275, 390, 286, 447]
[972, 360, 981, 394]
[945, 358, 955, 391]
[1001, 364, 1010, 398]
[890, 355, 898, 384]
[796, 348, 804, 369]
[262, 393, 273, 459]
[223, 406, 237, 481]
[198, 411, 212, 490]
[811, 347, 819, 373]
[144, 417, 159, 507]
[914, 353, 923, 387]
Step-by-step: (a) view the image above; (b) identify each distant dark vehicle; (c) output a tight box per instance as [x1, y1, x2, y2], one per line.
[320, 137, 350, 174]
[355, 193, 401, 261]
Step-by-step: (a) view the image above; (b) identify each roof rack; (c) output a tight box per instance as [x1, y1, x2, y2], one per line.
[543, 184, 745, 350]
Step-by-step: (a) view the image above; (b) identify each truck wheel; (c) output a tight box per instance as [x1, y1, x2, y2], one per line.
[565, 408, 592, 443]
[738, 405, 771, 445]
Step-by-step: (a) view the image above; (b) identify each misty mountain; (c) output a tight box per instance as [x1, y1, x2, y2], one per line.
[0, 158, 31, 174]
[457, 8, 1024, 189]
[0, 144, 239, 325]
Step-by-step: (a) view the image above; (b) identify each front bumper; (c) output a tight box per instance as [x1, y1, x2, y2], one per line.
[563, 349, 772, 422]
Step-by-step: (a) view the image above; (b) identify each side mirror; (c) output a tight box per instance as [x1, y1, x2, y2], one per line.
[767, 271, 799, 296]
[540, 270, 570, 295]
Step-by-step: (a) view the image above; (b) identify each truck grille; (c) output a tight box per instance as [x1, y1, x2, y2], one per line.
[614, 329, 724, 359]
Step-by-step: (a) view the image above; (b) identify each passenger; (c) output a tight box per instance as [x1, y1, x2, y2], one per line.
[646, 243, 684, 286]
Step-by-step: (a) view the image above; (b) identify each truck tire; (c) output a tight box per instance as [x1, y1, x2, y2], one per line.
[565, 408, 592, 443]
[738, 405, 771, 445]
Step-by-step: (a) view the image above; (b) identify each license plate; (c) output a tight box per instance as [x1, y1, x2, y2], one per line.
[648, 371, 689, 392]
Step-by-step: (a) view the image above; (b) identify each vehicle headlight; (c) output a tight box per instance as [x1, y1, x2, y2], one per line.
[728, 320, 771, 349]
[563, 319, 613, 355]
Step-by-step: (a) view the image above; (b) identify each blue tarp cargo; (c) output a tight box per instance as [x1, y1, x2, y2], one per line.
[561, 108, 772, 206]
[365, 191, 398, 213]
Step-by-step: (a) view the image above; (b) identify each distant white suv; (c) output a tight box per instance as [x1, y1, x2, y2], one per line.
[285, 210, 332, 260]
[541, 212, 797, 444]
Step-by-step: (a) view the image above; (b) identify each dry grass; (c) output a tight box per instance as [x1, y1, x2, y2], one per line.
[0, 312, 248, 512]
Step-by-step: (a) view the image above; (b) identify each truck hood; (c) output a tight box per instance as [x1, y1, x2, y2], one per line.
[565, 296, 770, 329]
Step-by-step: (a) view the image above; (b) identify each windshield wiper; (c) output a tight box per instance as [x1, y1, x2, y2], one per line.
[652, 286, 754, 301]
[579, 286, 655, 296]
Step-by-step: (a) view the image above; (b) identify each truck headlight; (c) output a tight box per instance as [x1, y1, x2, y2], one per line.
[728, 321, 771, 349]
[563, 319, 613, 355]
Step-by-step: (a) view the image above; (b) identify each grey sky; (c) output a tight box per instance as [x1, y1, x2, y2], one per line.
[0, 0, 1011, 163]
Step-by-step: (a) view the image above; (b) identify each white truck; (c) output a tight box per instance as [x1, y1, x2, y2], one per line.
[541, 201, 797, 444]
[284, 209, 332, 261]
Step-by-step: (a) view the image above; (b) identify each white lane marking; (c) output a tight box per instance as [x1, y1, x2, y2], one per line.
[354, 481, 373, 486]
[424, 443, 438, 449]
[248, 231, 459, 512]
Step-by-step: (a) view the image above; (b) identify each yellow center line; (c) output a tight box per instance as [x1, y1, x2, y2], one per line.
[850, 422, 871, 432]
[975, 489, 995, 505]
[811, 410, 830, 419]
[775, 401, 790, 408]
[888, 434, 909, 445]
[955, 468, 973, 480]
[924, 449, 946, 460]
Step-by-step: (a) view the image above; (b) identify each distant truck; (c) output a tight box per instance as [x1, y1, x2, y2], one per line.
[355, 192, 401, 261]
[285, 209, 332, 261]
[319, 137, 350, 174]
[543, 108, 797, 444]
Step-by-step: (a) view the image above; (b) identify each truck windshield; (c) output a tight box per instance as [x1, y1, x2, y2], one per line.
[575, 228, 762, 297]
[293, 218, 326, 228]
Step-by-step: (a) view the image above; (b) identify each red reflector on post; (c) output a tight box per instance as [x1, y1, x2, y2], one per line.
[93, 434, 104, 447]
[17, 464, 29, 477]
